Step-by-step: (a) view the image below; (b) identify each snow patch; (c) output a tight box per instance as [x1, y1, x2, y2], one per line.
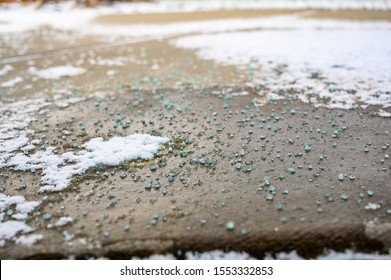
[1, 2, 390, 38]
[0, 98, 50, 246]
[377, 109, 391, 117]
[0, 98, 50, 166]
[32, 66, 86, 79]
[186, 250, 255, 260]
[265, 249, 391, 260]
[0, 194, 40, 216]
[134, 249, 391, 259]
[0, 221, 33, 240]
[89, 57, 128, 67]
[365, 202, 381, 210]
[1, 76, 23, 88]
[0, 65, 13, 77]
[1, 0, 391, 34]
[14, 233, 43, 246]
[0, 193, 40, 244]
[1, 134, 168, 192]
[173, 18, 391, 109]
[55, 217, 73, 227]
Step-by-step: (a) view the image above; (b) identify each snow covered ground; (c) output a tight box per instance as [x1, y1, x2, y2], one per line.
[172, 17, 391, 109]
[1, 0, 391, 34]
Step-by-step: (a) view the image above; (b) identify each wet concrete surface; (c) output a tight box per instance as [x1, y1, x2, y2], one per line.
[1, 86, 390, 259]
[0, 8, 390, 259]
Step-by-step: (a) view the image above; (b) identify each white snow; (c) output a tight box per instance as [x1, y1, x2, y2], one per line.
[231, 91, 249, 97]
[0, 98, 50, 167]
[377, 109, 391, 117]
[0, 65, 13, 76]
[264, 249, 391, 260]
[55, 217, 73, 227]
[365, 202, 381, 210]
[53, 93, 87, 109]
[0, 221, 33, 240]
[0, 1, 390, 37]
[106, 70, 117, 76]
[0, 99, 48, 246]
[1, 76, 23, 88]
[1, 134, 168, 192]
[172, 17, 391, 109]
[0, 193, 40, 244]
[0, 194, 40, 216]
[32, 66, 86, 79]
[0, 0, 391, 33]
[186, 250, 255, 260]
[14, 233, 43, 246]
[134, 249, 391, 259]
[89, 57, 128, 67]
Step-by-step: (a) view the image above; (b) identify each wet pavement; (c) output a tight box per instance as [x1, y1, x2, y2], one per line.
[0, 8, 390, 259]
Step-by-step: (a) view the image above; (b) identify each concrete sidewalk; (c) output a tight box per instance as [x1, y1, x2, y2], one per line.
[0, 9, 390, 259]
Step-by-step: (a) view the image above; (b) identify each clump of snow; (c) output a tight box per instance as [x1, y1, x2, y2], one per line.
[32, 66, 86, 79]
[1, 134, 168, 192]
[0, 98, 50, 166]
[0, 65, 13, 76]
[106, 70, 117, 76]
[231, 91, 249, 97]
[53, 92, 87, 108]
[89, 57, 128, 67]
[0, 194, 40, 218]
[186, 250, 255, 260]
[55, 217, 73, 227]
[365, 202, 381, 210]
[14, 233, 43, 246]
[377, 109, 391, 117]
[0, 221, 33, 241]
[172, 18, 391, 110]
[1, 76, 23, 88]
[62, 231, 74, 242]
[0, 194, 40, 245]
